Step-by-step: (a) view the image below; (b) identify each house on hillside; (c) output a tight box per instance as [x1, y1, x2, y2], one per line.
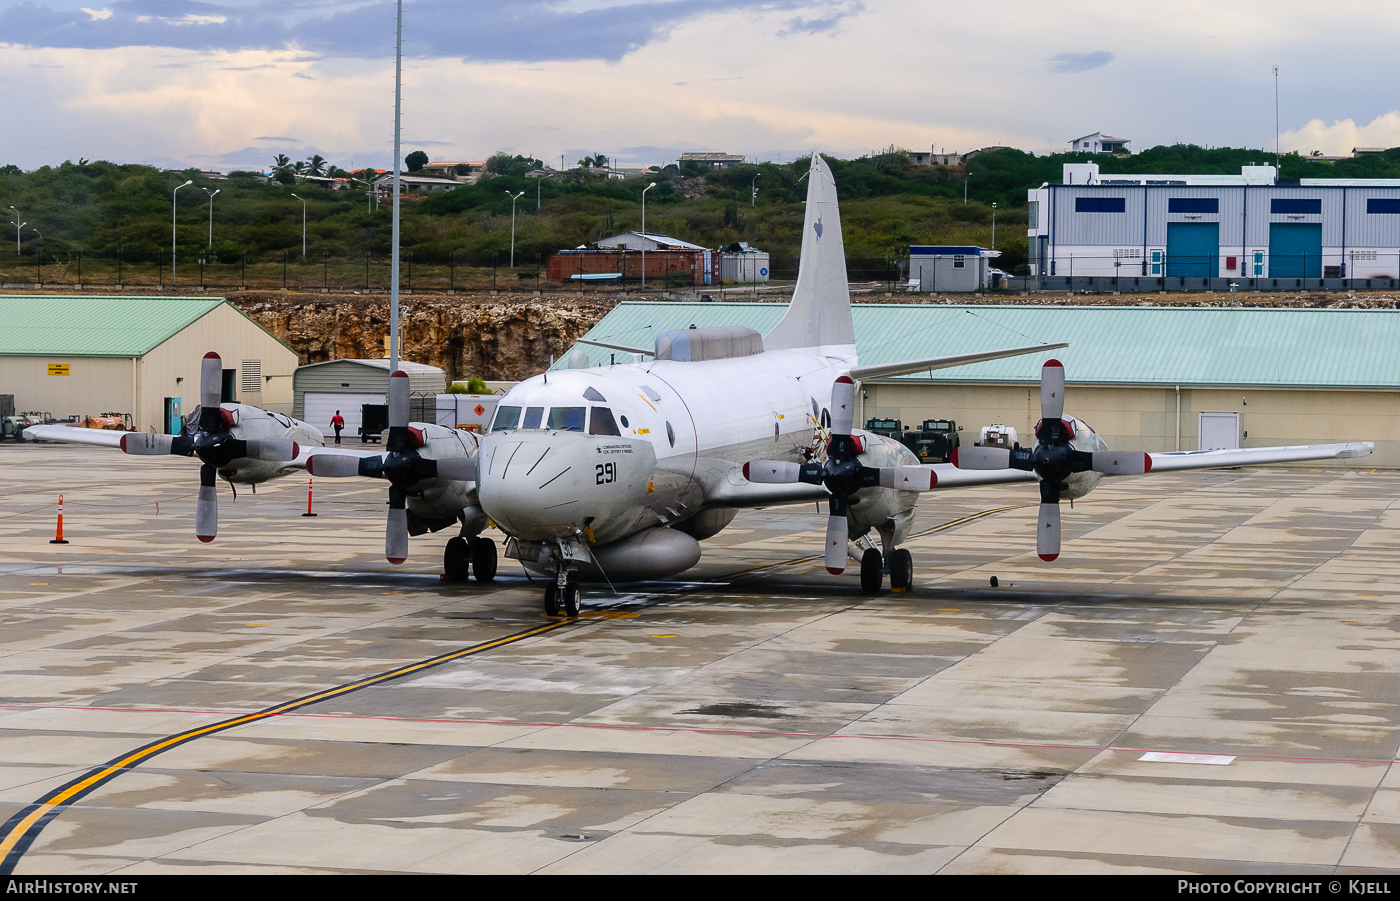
[679, 152, 746, 169]
[1070, 132, 1130, 154]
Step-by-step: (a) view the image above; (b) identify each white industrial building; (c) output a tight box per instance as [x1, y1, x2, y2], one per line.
[908, 246, 1000, 292]
[1028, 161, 1400, 287]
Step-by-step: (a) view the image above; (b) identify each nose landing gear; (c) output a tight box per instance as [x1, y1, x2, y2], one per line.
[545, 576, 580, 617]
[858, 546, 913, 594]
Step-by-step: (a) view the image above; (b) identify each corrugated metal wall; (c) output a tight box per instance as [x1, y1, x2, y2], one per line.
[292, 361, 445, 419]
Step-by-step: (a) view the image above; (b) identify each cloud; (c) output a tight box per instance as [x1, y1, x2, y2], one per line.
[1280, 111, 1400, 157]
[778, 1, 863, 36]
[1048, 50, 1113, 73]
[0, 0, 828, 61]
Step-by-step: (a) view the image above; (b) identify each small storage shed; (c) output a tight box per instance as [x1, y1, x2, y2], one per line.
[293, 359, 446, 438]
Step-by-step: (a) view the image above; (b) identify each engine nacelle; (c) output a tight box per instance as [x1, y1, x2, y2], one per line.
[1058, 415, 1107, 500]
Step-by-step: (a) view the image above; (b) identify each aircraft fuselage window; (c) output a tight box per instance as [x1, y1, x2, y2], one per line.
[548, 407, 586, 431]
[619, 414, 630, 429]
[584, 386, 606, 402]
[589, 407, 621, 436]
[492, 406, 522, 431]
[666, 421, 676, 447]
[522, 407, 544, 429]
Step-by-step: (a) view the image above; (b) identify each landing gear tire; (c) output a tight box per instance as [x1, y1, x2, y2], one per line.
[889, 548, 914, 593]
[562, 582, 581, 617]
[443, 536, 470, 582]
[471, 537, 497, 582]
[545, 584, 560, 617]
[859, 548, 884, 595]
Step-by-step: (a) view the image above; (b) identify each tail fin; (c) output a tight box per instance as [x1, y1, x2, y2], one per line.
[764, 153, 856, 350]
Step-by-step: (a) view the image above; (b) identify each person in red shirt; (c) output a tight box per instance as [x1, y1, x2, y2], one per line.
[331, 411, 345, 445]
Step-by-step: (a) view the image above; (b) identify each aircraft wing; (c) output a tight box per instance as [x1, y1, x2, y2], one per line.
[576, 338, 654, 357]
[848, 342, 1066, 382]
[1144, 442, 1373, 472]
[22, 425, 125, 447]
[703, 473, 829, 508]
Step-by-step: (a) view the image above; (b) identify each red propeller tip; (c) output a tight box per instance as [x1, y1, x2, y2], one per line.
[387, 556, 406, 565]
[1044, 359, 1063, 368]
[950, 447, 958, 467]
[1038, 553, 1058, 562]
[203, 351, 220, 360]
[119, 435, 128, 452]
[742, 462, 750, 480]
[197, 534, 215, 543]
[1144, 454, 1153, 472]
[390, 370, 409, 379]
[835, 375, 854, 384]
[826, 566, 844, 575]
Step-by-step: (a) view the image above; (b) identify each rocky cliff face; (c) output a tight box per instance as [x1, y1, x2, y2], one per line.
[230, 291, 617, 381]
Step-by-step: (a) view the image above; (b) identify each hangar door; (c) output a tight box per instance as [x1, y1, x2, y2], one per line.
[1269, 223, 1322, 278]
[303, 393, 384, 442]
[1166, 223, 1219, 277]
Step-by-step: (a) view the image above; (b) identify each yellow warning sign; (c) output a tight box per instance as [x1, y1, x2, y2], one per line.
[47, 364, 69, 376]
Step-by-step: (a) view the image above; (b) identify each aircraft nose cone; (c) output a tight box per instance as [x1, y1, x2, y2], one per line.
[477, 435, 584, 539]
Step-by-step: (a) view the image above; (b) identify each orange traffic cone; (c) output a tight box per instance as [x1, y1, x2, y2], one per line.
[302, 477, 317, 517]
[50, 494, 69, 544]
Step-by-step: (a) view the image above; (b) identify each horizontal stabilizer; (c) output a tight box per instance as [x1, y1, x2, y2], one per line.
[848, 342, 1067, 382]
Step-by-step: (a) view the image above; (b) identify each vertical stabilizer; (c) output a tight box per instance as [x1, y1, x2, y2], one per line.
[764, 153, 856, 350]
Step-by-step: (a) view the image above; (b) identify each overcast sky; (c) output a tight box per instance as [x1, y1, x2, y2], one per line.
[0, 0, 1396, 171]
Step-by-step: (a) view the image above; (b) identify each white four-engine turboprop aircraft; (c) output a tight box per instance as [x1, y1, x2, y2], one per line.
[24, 352, 318, 542]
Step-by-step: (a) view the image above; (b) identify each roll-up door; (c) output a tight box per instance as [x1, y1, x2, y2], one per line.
[1166, 223, 1219, 277]
[1269, 223, 1322, 278]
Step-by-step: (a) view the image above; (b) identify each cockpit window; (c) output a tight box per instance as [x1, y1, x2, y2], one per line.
[589, 407, 621, 436]
[584, 387, 606, 402]
[522, 407, 544, 429]
[548, 407, 586, 431]
[491, 406, 521, 431]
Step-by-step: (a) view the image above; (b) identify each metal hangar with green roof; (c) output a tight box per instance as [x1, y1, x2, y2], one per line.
[0, 295, 299, 433]
[560, 301, 1399, 466]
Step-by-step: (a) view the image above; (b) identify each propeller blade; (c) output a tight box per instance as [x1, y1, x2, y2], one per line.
[1041, 359, 1065, 422]
[305, 453, 367, 478]
[431, 456, 479, 482]
[196, 463, 218, 543]
[877, 466, 936, 490]
[388, 370, 410, 430]
[1091, 452, 1149, 476]
[830, 375, 855, 436]
[200, 352, 222, 411]
[952, 446, 1012, 470]
[242, 438, 298, 462]
[1037, 502, 1061, 561]
[824, 513, 848, 574]
[386, 485, 409, 564]
[120, 433, 175, 455]
[743, 460, 801, 483]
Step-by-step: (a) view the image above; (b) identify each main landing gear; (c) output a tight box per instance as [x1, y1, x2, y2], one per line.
[443, 536, 498, 583]
[858, 546, 913, 595]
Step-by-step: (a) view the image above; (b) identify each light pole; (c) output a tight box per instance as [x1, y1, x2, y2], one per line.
[172, 179, 193, 283]
[751, 173, 758, 206]
[389, 0, 403, 371]
[290, 193, 307, 258]
[536, 172, 554, 211]
[203, 188, 220, 248]
[8, 206, 24, 255]
[991, 202, 997, 248]
[505, 190, 524, 267]
[641, 181, 656, 289]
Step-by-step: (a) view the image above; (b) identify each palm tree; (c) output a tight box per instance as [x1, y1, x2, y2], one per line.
[307, 155, 327, 177]
[292, 161, 308, 176]
[271, 153, 291, 173]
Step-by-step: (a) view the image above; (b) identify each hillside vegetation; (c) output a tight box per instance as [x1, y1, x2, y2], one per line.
[3, 145, 1398, 277]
